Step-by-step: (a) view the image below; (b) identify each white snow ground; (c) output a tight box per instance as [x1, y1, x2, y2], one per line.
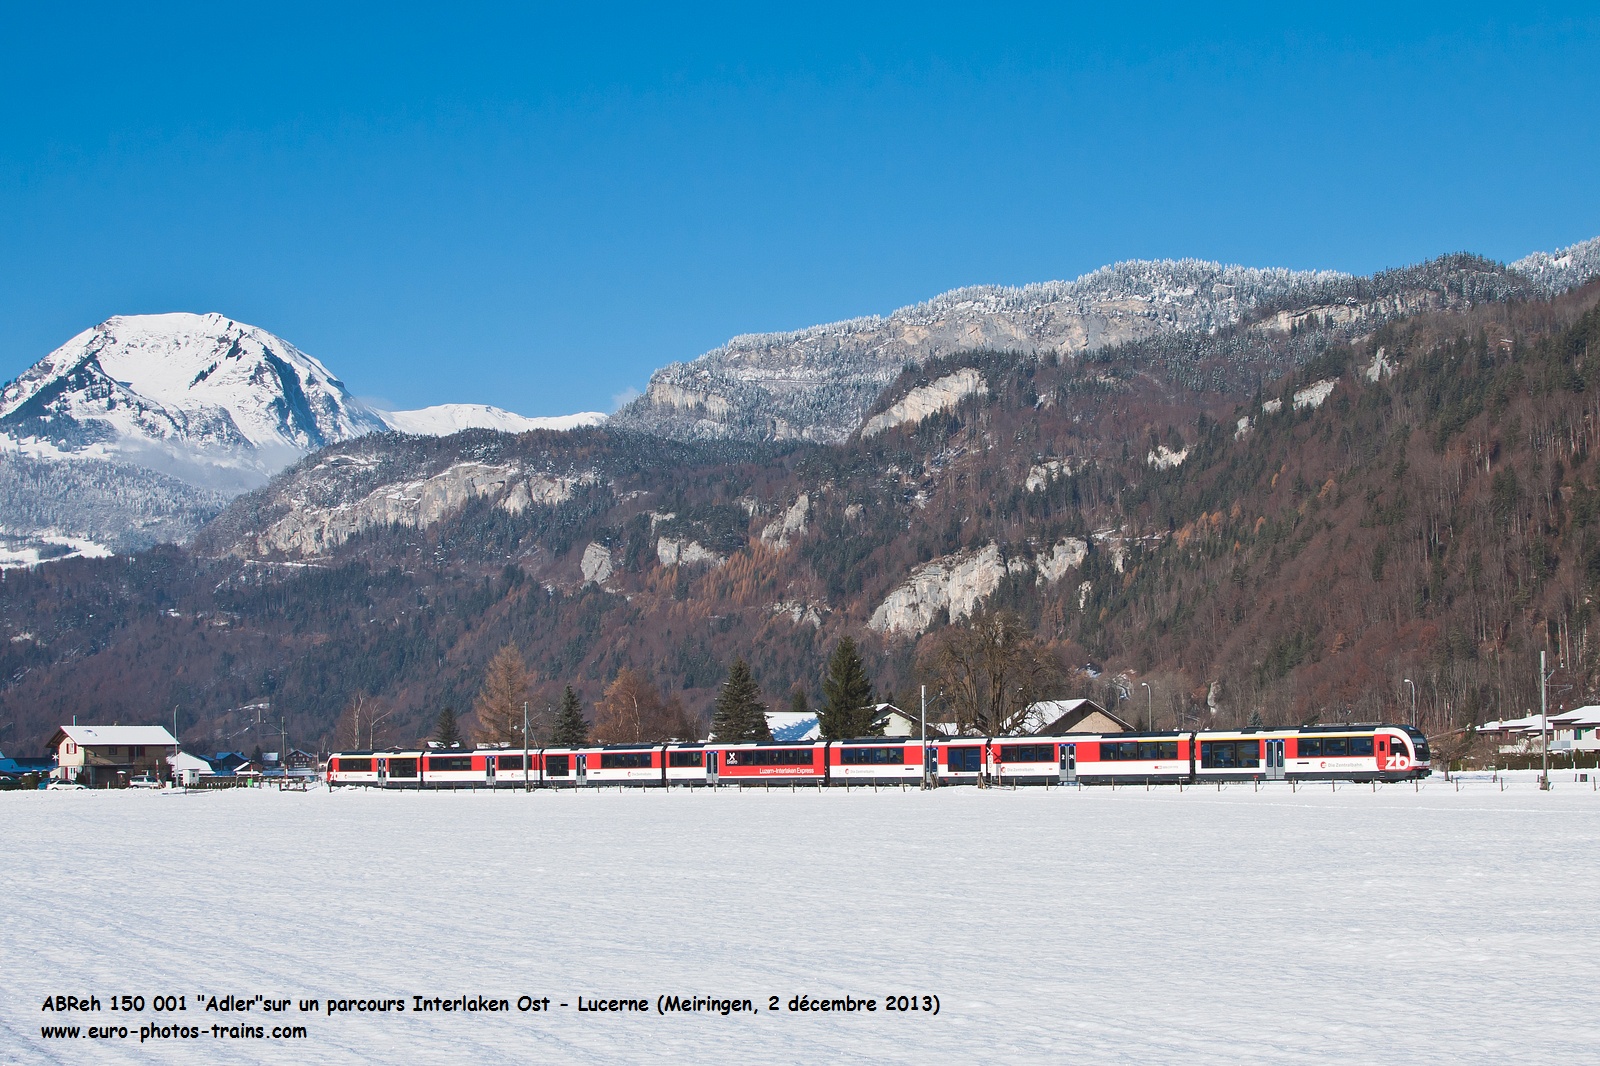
[3, 772, 1598, 1065]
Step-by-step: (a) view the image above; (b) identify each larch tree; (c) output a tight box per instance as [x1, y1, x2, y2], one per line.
[474, 643, 530, 746]
[819, 635, 881, 739]
[550, 685, 590, 747]
[710, 658, 771, 742]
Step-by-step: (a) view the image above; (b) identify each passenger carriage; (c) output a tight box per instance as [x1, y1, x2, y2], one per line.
[419, 748, 491, 788]
[1085, 734, 1192, 784]
[828, 740, 924, 785]
[326, 750, 384, 787]
[714, 741, 827, 784]
[664, 744, 712, 785]
[585, 744, 666, 787]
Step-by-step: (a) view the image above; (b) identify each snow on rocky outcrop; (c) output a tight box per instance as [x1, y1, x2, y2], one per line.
[861, 369, 987, 438]
[1293, 379, 1338, 411]
[657, 538, 723, 568]
[1147, 445, 1189, 470]
[1364, 347, 1395, 382]
[868, 543, 1029, 636]
[759, 493, 810, 548]
[1025, 458, 1083, 492]
[581, 542, 614, 585]
[770, 601, 825, 628]
[232, 460, 598, 558]
[246, 462, 519, 556]
[1035, 538, 1089, 585]
[380, 405, 605, 436]
[869, 537, 1095, 636]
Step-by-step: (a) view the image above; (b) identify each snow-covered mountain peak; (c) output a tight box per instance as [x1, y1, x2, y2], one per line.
[0, 312, 387, 490]
[379, 404, 606, 436]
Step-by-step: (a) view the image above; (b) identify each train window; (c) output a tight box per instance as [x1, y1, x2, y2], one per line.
[1297, 738, 1321, 758]
[545, 756, 570, 776]
[338, 758, 374, 773]
[999, 744, 1054, 763]
[389, 758, 418, 777]
[839, 746, 901, 764]
[428, 756, 474, 772]
[946, 747, 982, 772]
[600, 752, 653, 769]
[1350, 736, 1374, 757]
[1200, 742, 1258, 769]
[1136, 742, 1179, 760]
[730, 747, 815, 766]
[498, 755, 526, 771]
[668, 751, 703, 768]
[1322, 737, 1348, 757]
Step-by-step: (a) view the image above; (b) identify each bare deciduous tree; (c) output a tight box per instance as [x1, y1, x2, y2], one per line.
[918, 609, 1061, 735]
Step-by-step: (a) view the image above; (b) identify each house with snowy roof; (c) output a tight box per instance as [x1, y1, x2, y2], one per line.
[50, 725, 178, 787]
[764, 711, 820, 742]
[1017, 699, 1132, 736]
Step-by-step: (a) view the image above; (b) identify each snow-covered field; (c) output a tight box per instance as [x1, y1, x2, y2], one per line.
[3, 772, 1597, 1064]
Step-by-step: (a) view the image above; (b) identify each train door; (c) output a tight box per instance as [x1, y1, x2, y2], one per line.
[576, 754, 588, 785]
[1060, 744, 1077, 784]
[377, 758, 388, 785]
[924, 745, 937, 781]
[1265, 739, 1285, 780]
[486, 756, 497, 784]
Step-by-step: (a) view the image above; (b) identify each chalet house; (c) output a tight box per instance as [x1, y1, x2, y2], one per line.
[1018, 699, 1133, 736]
[51, 725, 178, 787]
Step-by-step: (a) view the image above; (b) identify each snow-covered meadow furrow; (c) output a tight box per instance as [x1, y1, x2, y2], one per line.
[3, 774, 1597, 1064]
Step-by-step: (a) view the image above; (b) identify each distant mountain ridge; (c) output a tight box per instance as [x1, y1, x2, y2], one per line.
[612, 236, 1600, 443]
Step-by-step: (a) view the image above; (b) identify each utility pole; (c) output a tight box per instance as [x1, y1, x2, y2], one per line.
[1403, 678, 1416, 727]
[523, 701, 530, 793]
[1540, 650, 1551, 791]
[1141, 682, 1153, 731]
[920, 685, 928, 789]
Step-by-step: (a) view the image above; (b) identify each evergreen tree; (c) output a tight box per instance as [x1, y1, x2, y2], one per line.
[435, 707, 462, 748]
[711, 658, 771, 742]
[551, 686, 590, 747]
[789, 688, 809, 715]
[819, 636, 881, 739]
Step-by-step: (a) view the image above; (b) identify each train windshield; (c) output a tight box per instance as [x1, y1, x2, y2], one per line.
[1402, 728, 1430, 762]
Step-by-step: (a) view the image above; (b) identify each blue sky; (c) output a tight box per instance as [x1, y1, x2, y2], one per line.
[1, 4, 1596, 417]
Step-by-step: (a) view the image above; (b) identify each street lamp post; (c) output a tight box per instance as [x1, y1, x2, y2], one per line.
[1403, 678, 1416, 727]
[1140, 682, 1153, 731]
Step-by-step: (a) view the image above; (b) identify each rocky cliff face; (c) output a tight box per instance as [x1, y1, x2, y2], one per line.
[611, 259, 1341, 443]
[609, 241, 1600, 446]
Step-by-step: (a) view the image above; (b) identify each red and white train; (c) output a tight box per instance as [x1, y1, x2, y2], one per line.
[327, 724, 1430, 789]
